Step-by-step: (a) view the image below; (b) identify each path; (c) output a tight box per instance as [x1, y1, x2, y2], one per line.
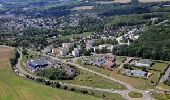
[14, 48, 170, 100]
[160, 66, 170, 82]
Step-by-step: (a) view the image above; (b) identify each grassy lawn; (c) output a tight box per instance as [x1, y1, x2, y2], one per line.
[86, 90, 124, 100]
[77, 58, 154, 89]
[61, 68, 126, 90]
[128, 91, 143, 98]
[0, 47, 101, 100]
[152, 93, 170, 100]
[150, 61, 169, 72]
[157, 83, 170, 90]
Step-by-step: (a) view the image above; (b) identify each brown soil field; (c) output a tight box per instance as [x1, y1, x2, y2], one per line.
[0, 47, 13, 69]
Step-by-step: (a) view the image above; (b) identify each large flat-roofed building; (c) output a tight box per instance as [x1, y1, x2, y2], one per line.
[125, 69, 148, 77]
[133, 59, 153, 67]
[27, 59, 49, 70]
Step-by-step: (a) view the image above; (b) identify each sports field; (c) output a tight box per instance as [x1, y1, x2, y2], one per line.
[0, 47, 101, 100]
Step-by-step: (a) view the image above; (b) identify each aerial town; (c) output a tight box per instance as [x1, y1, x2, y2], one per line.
[0, 0, 170, 100]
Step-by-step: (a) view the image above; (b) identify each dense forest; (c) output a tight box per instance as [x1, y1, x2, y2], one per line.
[115, 25, 170, 61]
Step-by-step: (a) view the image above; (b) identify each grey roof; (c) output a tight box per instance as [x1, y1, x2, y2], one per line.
[125, 69, 147, 77]
[136, 59, 152, 65]
[131, 70, 147, 76]
[27, 59, 48, 69]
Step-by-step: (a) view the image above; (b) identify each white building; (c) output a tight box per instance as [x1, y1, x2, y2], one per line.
[86, 40, 95, 50]
[133, 59, 153, 67]
[60, 49, 68, 56]
[99, 44, 107, 50]
[72, 48, 80, 57]
[62, 43, 74, 50]
[42, 46, 52, 53]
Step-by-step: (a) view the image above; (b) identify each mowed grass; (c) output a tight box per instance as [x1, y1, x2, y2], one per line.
[152, 92, 170, 100]
[128, 91, 143, 98]
[0, 47, 101, 100]
[61, 69, 126, 90]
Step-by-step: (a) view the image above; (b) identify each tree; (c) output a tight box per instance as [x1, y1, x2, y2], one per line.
[22, 49, 28, 55]
[142, 67, 147, 72]
[63, 86, 68, 90]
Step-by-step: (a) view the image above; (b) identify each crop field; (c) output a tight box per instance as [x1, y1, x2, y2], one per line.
[0, 47, 101, 100]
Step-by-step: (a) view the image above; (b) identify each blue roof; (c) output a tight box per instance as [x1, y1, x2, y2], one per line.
[131, 70, 147, 77]
[27, 59, 48, 69]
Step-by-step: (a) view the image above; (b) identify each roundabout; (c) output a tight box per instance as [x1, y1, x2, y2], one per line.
[128, 91, 143, 98]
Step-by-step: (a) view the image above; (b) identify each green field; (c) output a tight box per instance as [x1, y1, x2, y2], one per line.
[152, 92, 170, 100]
[0, 48, 101, 100]
[128, 91, 143, 98]
[61, 68, 126, 90]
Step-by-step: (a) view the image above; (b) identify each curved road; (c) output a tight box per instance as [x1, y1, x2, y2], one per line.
[14, 48, 170, 100]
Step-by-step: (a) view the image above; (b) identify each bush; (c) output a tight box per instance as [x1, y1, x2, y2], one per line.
[70, 88, 75, 91]
[36, 68, 74, 80]
[63, 86, 68, 90]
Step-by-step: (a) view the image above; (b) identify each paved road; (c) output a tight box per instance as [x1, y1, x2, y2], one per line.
[160, 66, 170, 82]
[66, 62, 155, 100]
[66, 61, 134, 90]
[14, 48, 170, 100]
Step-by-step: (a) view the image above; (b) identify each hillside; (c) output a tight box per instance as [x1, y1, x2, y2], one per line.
[118, 24, 170, 61]
[0, 47, 101, 100]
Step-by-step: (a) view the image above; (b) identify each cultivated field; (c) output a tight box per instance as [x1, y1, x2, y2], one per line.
[0, 47, 101, 100]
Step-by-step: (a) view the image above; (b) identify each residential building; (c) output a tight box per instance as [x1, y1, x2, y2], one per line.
[60, 49, 69, 56]
[27, 59, 49, 71]
[42, 46, 52, 54]
[72, 48, 80, 57]
[131, 59, 153, 67]
[62, 43, 74, 50]
[125, 69, 147, 77]
[86, 40, 95, 50]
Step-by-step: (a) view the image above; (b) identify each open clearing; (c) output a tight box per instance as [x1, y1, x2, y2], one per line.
[152, 92, 170, 100]
[61, 68, 126, 90]
[0, 47, 101, 100]
[72, 6, 94, 11]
